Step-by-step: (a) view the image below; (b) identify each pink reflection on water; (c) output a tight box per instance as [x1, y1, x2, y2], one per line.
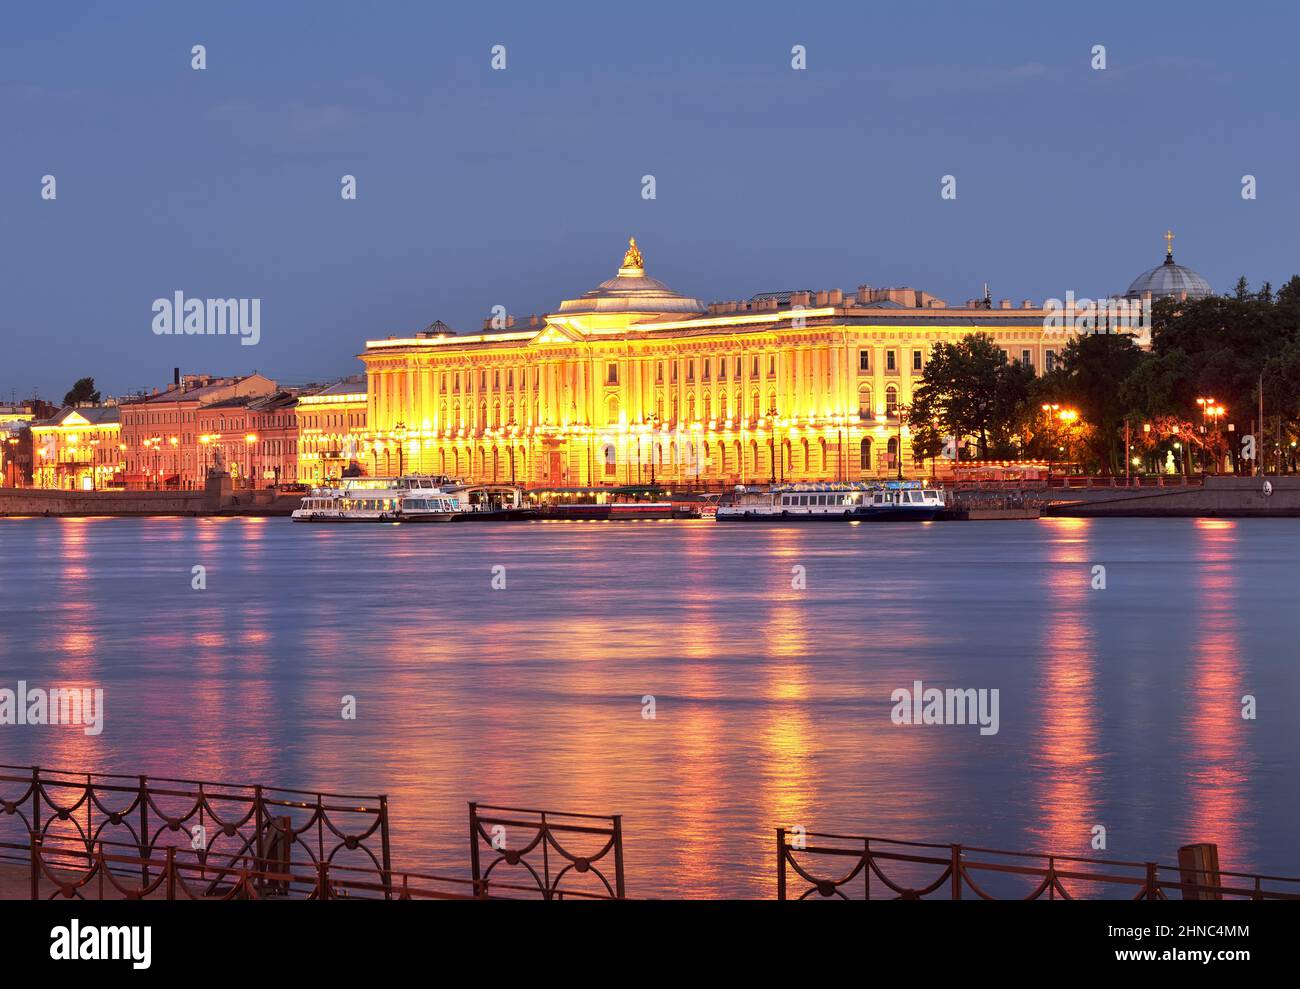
[1031, 517, 1100, 856]
[1184, 519, 1250, 871]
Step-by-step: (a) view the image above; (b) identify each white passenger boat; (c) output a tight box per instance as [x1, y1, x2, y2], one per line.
[859, 481, 949, 520]
[714, 481, 947, 521]
[291, 475, 465, 523]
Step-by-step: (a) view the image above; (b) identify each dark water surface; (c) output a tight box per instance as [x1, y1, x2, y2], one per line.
[1, 515, 1297, 897]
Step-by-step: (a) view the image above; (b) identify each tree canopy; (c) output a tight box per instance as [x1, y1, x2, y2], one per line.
[63, 377, 101, 407]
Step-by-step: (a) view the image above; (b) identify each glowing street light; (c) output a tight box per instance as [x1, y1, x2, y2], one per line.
[245, 433, 258, 488]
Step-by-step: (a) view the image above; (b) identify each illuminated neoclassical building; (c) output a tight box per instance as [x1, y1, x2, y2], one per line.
[360, 238, 1068, 486]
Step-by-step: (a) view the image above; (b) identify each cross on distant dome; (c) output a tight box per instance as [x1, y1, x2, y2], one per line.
[1164, 229, 1175, 260]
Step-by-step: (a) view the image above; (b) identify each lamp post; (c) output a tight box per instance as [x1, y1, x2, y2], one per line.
[1056, 409, 1078, 471]
[244, 433, 258, 489]
[766, 405, 778, 485]
[646, 414, 660, 487]
[148, 437, 162, 489]
[895, 404, 911, 481]
[506, 417, 517, 484]
[89, 438, 100, 491]
[168, 436, 178, 489]
[394, 421, 407, 476]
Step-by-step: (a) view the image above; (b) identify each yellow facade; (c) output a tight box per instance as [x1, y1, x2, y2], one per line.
[31, 408, 124, 490]
[360, 241, 1061, 486]
[297, 380, 369, 484]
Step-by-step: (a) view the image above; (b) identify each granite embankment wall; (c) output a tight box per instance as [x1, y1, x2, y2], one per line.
[0, 487, 302, 517]
[1046, 476, 1300, 517]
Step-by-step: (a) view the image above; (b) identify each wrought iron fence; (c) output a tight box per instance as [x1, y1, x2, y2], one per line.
[12, 833, 481, 900]
[470, 802, 626, 900]
[0, 766, 626, 901]
[776, 830, 1300, 901]
[0, 763, 391, 896]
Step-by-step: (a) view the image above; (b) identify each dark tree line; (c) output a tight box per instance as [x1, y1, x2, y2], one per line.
[909, 275, 1300, 474]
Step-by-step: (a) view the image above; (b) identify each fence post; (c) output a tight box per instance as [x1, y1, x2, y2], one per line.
[865, 839, 872, 900]
[138, 774, 149, 887]
[253, 784, 264, 868]
[951, 844, 962, 900]
[379, 794, 393, 901]
[1144, 861, 1159, 900]
[776, 828, 786, 901]
[166, 845, 176, 900]
[30, 767, 40, 843]
[612, 814, 625, 900]
[317, 857, 329, 901]
[468, 802, 481, 889]
[29, 830, 40, 900]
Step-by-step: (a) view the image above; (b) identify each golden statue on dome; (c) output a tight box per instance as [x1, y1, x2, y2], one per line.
[622, 236, 644, 270]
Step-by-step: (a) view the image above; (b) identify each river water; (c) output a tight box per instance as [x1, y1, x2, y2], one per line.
[0, 515, 1296, 897]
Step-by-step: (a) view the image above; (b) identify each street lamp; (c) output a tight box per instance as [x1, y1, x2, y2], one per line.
[146, 436, 162, 489]
[89, 438, 100, 491]
[3, 436, 16, 487]
[244, 433, 258, 489]
[895, 404, 911, 481]
[393, 421, 407, 476]
[766, 404, 779, 485]
[506, 417, 517, 484]
[645, 414, 660, 487]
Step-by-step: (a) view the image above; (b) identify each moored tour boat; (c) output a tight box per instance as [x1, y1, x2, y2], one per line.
[714, 481, 947, 521]
[291, 475, 465, 523]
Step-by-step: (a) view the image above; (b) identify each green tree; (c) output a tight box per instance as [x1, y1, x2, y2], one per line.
[1036, 335, 1144, 474]
[63, 377, 100, 407]
[909, 333, 1031, 461]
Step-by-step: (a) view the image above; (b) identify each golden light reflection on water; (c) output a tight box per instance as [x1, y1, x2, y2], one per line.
[1184, 519, 1249, 870]
[1030, 517, 1100, 854]
[45, 519, 102, 773]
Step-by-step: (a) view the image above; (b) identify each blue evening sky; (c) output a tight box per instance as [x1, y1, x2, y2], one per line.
[2, 0, 1297, 400]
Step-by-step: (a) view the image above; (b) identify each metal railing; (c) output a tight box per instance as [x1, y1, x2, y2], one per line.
[470, 802, 625, 900]
[0, 766, 626, 901]
[776, 830, 1300, 900]
[13, 833, 480, 900]
[0, 763, 391, 897]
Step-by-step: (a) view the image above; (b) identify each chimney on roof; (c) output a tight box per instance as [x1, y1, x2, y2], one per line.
[999, 299, 1012, 309]
[856, 285, 872, 305]
[827, 289, 843, 305]
[173, 367, 180, 387]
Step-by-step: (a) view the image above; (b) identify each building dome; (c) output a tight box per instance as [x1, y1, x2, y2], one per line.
[1124, 231, 1212, 300]
[555, 238, 706, 318]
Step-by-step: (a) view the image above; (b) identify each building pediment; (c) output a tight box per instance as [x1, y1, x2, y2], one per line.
[528, 322, 586, 346]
